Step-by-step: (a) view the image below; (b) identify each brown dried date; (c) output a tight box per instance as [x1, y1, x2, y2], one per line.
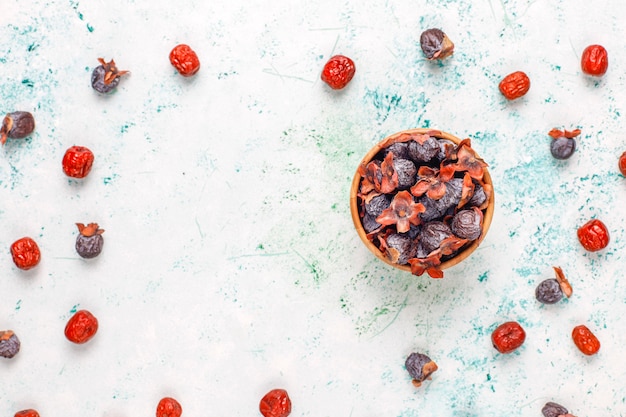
[499, 71, 530, 100]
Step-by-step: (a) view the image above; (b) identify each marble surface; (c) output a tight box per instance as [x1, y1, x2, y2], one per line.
[2, 0, 625, 416]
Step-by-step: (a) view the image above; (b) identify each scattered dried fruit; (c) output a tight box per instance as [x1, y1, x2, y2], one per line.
[577, 219, 609, 252]
[62, 145, 94, 178]
[542, 401, 573, 417]
[321, 55, 356, 90]
[549, 128, 581, 160]
[419, 28, 454, 60]
[14, 410, 40, 417]
[618, 151, 626, 176]
[581, 44, 608, 76]
[1, 111, 35, 145]
[169, 44, 201, 77]
[65, 310, 99, 344]
[491, 321, 526, 354]
[0, 330, 21, 358]
[405, 351, 438, 388]
[91, 58, 129, 94]
[10, 237, 41, 270]
[535, 266, 572, 304]
[259, 388, 292, 417]
[156, 397, 183, 417]
[499, 71, 530, 100]
[75, 223, 105, 258]
[572, 324, 600, 355]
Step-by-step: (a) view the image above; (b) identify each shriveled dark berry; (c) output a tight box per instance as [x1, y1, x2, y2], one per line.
[364, 194, 391, 217]
[75, 223, 105, 259]
[408, 136, 440, 162]
[384, 142, 410, 160]
[385, 233, 416, 265]
[405, 352, 438, 387]
[541, 401, 570, 417]
[419, 221, 453, 254]
[1, 111, 35, 145]
[362, 213, 382, 233]
[0, 330, 21, 359]
[393, 158, 417, 190]
[451, 209, 482, 240]
[419, 28, 454, 60]
[535, 279, 563, 304]
[468, 182, 487, 208]
[419, 177, 463, 222]
[550, 137, 576, 160]
[91, 58, 128, 94]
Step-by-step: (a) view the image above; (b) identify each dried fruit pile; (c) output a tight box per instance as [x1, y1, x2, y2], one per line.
[354, 130, 492, 278]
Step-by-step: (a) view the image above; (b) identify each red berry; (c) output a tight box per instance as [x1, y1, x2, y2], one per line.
[259, 388, 292, 417]
[64, 310, 99, 344]
[572, 324, 600, 355]
[577, 219, 609, 252]
[618, 151, 626, 176]
[491, 321, 526, 354]
[62, 146, 94, 178]
[321, 55, 356, 90]
[169, 44, 200, 77]
[14, 410, 40, 417]
[499, 71, 530, 100]
[156, 397, 182, 417]
[581, 44, 608, 76]
[10, 237, 41, 270]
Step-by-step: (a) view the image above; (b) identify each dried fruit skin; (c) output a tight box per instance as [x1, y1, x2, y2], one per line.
[75, 223, 105, 258]
[321, 55, 356, 90]
[535, 279, 563, 304]
[156, 397, 182, 417]
[499, 71, 530, 100]
[420, 28, 454, 60]
[169, 44, 201, 77]
[405, 352, 438, 387]
[572, 324, 600, 355]
[259, 388, 292, 417]
[450, 208, 483, 240]
[14, 410, 40, 417]
[618, 151, 626, 176]
[541, 402, 569, 417]
[0, 330, 21, 358]
[91, 58, 128, 94]
[550, 137, 576, 160]
[1, 111, 35, 145]
[62, 146, 94, 178]
[577, 219, 609, 252]
[491, 321, 526, 354]
[10, 237, 41, 270]
[581, 44, 608, 76]
[65, 310, 99, 344]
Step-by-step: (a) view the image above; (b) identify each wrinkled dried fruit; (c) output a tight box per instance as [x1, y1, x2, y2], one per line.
[14, 410, 40, 417]
[549, 128, 580, 160]
[63, 146, 95, 178]
[1, 111, 35, 145]
[394, 158, 417, 190]
[535, 279, 563, 304]
[542, 401, 570, 417]
[321, 55, 356, 90]
[384, 233, 416, 265]
[65, 310, 99, 344]
[91, 58, 129, 94]
[419, 28, 454, 60]
[572, 324, 600, 355]
[0, 330, 21, 358]
[75, 223, 105, 258]
[405, 351, 438, 387]
[581, 44, 608, 76]
[499, 71, 530, 100]
[170, 44, 201, 77]
[577, 219, 609, 252]
[156, 397, 182, 417]
[491, 321, 526, 354]
[10, 237, 41, 270]
[450, 208, 483, 240]
[259, 388, 291, 417]
[618, 151, 626, 176]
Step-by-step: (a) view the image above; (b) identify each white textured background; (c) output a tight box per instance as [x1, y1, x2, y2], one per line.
[2, 0, 626, 416]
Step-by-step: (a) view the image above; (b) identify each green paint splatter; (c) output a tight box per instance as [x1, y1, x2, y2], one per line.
[478, 271, 488, 282]
[21, 79, 34, 88]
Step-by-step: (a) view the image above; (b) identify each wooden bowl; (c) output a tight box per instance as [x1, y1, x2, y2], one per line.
[349, 128, 494, 276]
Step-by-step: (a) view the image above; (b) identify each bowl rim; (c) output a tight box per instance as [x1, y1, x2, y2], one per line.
[349, 128, 495, 274]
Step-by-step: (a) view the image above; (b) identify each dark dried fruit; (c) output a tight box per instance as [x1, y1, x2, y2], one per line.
[75, 223, 105, 258]
[450, 207, 483, 240]
[405, 352, 438, 387]
[321, 55, 356, 90]
[577, 218, 609, 252]
[362, 213, 382, 233]
[572, 324, 600, 355]
[156, 397, 182, 417]
[1, 111, 35, 145]
[10, 237, 41, 270]
[385, 142, 410, 160]
[407, 134, 440, 162]
[419, 28, 454, 60]
[581, 44, 608, 76]
[535, 279, 563, 304]
[419, 221, 452, 254]
[394, 158, 417, 190]
[499, 71, 530, 100]
[418, 177, 463, 222]
[0, 330, 21, 358]
[91, 58, 129, 94]
[549, 128, 580, 160]
[491, 321, 526, 354]
[541, 402, 570, 417]
[259, 388, 292, 417]
[384, 233, 416, 265]
[169, 44, 201, 77]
